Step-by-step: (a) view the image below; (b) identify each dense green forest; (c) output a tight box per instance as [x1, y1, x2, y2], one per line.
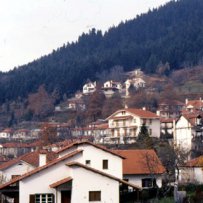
[0, 0, 203, 103]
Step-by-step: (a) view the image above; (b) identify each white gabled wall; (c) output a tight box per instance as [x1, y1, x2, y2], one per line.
[71, 167, 119, 203]
[19, 154, 81, 203]
[58, 144, 123, 179]
[1, 161, 35, 182]
[77, 144, 123, 179]
[175, 116, 192, 151]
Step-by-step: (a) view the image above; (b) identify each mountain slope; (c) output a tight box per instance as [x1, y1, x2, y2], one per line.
[0, 0, 203, 103]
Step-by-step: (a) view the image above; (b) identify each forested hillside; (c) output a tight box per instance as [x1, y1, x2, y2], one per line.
[0, 0, 203, 103]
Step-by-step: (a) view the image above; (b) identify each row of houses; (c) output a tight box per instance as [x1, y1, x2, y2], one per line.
[83, 78, 146, 97]
[71, 98, 203, 156]
[0, 141, 165, 203]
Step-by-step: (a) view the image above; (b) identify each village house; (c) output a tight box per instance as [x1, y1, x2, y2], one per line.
[12, 129, 31, 140]
[185, 98, 203, 112]
[125, 78, 146, 97]
[67, 97, 86, 111]
[102, 80, 122, 98]
[0, 141, 140, 203]
[179, 155, 203, 184]
[174, 112, 203, 155]
[0, 141, 41, 158]
[157, 99, 184, 118]
[0, 150, 57, 183]
[0, 128, 13, 139]
[82, 81, 96, 95]
[115, 149, 165, 189]
[106, 108, 160, 144]
[160, 118, 176, 140]
[71, 120, 110, 143]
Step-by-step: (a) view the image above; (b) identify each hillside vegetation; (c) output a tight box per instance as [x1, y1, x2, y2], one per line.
[0, 0, 203, 103]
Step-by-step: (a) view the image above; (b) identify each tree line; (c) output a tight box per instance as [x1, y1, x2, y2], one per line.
[0, 0, 203, 103]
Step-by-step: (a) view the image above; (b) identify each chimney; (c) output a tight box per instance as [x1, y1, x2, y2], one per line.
[156, 110, 160, 116]
[39, 150, 47, 167]
[185, 98, 188, 105]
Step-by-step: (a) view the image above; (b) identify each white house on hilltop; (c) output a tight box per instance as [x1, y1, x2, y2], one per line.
[83, 81, 96, 95]
[125, 78, 146, 97]
[0, 141, 140, 203]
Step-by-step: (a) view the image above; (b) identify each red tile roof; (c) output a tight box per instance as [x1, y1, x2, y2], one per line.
[127, 109, 159, 118]
[181, 112, 201, 126]
[0, 151, 57, 171]
[114, 150, 165, 175]
[56, 141, 125, 159]
[0, 150, 83, 190]
[185, 156, 203, 167]
[67, 162, 141, 190]
[187, 100, 203, 109]
[50, 177, 72, 188]
[107, 108, 159, 120]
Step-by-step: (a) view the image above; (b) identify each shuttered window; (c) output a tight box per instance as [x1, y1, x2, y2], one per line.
[89, 191, 101, 201]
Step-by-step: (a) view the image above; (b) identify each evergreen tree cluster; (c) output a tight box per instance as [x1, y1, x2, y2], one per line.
[0, 0, 203, 103]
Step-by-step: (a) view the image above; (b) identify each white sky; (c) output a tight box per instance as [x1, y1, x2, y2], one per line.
[0, 0, 171, 72]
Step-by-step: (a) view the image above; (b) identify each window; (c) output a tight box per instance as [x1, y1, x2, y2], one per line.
[121, 111, 125, 115]
[103, 160, 108, 169]
[35, 194, 54, 203]
[86, 160, 91, 166]
[89, 191, 101, 201]
[142, 178, 154, 188]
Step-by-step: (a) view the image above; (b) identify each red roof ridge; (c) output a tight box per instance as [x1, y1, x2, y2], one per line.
[50, 177, 72, 188]
[0, 150, 83, 190]
[114, 149, 165, 175]
[106, 108, 159, 120]
[56, 141, 125, 159]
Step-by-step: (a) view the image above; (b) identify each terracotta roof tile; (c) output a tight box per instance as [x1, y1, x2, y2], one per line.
[107, 108, 159, 120]
[185, 156, 203, 167]
[56, 141, 125, 159]
[114, 150, 165, 175]
[187, 100, 203, 109]
[50, 177, 72, 188]
[0, 150, 83, 190]
[0, 151, 57, 170]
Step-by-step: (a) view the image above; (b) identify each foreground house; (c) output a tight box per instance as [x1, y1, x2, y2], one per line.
[179, 156, 203, 184]
[115, 150, 165, 189]
[0, 141, 140, 203]
[106, 108, 160, 144]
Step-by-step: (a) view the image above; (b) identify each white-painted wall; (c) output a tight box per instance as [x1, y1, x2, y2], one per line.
[1, 161, 35, 182]
[19, 154, 81, 203]
[58, 144, 123, 179]
[71, 167, 119, 203]
[108, 110, 160, 139]
[179, 167, 203, 184]
[175, 116, 192, 152]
